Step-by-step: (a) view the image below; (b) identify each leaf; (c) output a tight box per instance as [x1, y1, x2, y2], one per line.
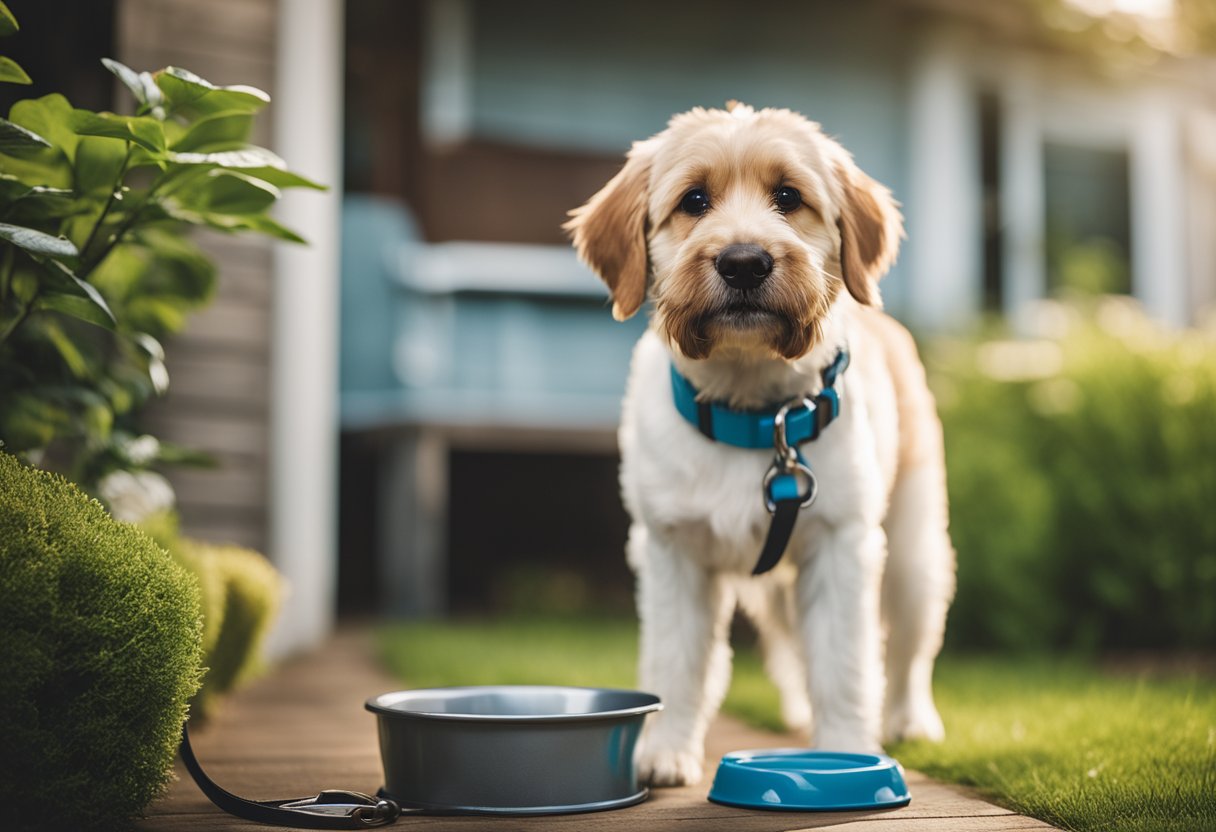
[40, 317, 91, 378]
[162, 204, 306, 243]
[217, 213, 307, 244]
[170, 110, 253, 152]
[166, 145, 285, 169]
[83, 242, 147, 303]
[0, 177, 77, 220]
[0, 2, 18, 37]
[0, 117, 50, 152]
[133, 331, 164, 360]
[0, 222, 79, 259]
[34, 290, 116, 329]
[71, 110, 165, 153]
[0, 152, 72, 190]
[74, 135, 127, 195]
[9, 94, 79, 161]
[174, 169, 280, 215]
[0, 55, 30, 84]
[100, 58, 164, 111]
[0, 393, 65, 450]
[9, 267, 36, 301]
[35, 257, 117, 325]
[0, 175, 71, 202]
[154, 66, 270, 116]
[242, 165, 327, 191]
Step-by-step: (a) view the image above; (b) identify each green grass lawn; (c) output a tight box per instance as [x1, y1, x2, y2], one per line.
[378, 616, 1216, 832]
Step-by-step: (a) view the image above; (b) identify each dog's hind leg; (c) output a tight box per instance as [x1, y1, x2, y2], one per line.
[881, 463, 955, 743]
[631, 523, 734, 787]
[737, 577, 811, 732]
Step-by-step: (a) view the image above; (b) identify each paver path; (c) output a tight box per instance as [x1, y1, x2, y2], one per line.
[141, 630, 1056, 831]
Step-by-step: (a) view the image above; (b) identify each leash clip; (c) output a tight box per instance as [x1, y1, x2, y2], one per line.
[764, 397, 818, 513]
[276, 791, 400, 825]
[772, 396, 814, 462]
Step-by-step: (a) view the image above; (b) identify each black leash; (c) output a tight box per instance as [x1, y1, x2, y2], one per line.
[179, 722, 400, 828]
[752, 347, 848, 574]
[753, 495, 802, 575]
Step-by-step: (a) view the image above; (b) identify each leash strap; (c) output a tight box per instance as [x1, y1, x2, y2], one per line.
[179, 722, 401, 828]
[754, 489, 802, 575]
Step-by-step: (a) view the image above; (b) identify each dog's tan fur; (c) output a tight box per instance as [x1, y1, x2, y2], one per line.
[566, 103, 954, 786]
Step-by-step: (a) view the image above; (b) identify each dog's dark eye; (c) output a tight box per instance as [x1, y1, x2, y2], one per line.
[680, 188, 710, 216]
[775, 186, 802, 213]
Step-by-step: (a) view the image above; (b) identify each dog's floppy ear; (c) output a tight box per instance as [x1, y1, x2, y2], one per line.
[564, 142, 653, 321]
[835, 163, 903, 307]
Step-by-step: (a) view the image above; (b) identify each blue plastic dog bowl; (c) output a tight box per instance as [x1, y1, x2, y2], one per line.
[708, 749, 911, 811]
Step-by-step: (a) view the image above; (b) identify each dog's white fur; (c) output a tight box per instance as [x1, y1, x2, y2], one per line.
[566, 103, 956, 787]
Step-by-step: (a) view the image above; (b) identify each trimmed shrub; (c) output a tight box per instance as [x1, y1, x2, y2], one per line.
[140, 512, 282, 714]
[141, 512, 227, 658]
[0, 451, 202, 830]
[193, 541, 282, 707]
[934, 299, 1216, 651]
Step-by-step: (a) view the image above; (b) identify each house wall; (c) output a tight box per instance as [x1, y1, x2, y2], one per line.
[416, 0, 916, 310]
[118, 0, 278, 552]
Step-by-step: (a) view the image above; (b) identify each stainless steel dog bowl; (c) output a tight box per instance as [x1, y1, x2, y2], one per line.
[366, 685, 662, 815]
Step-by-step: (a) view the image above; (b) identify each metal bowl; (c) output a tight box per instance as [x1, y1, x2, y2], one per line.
[366, 685, 662, 815]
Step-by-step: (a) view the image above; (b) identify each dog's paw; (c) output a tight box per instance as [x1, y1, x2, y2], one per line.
[814, 725, 883, 754]
[780, 693, 812, 733]
[637, 746, 703, 787]
[883, 701, 945, 743]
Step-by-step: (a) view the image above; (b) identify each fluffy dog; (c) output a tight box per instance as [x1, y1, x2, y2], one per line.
[565, 103, 956, 787]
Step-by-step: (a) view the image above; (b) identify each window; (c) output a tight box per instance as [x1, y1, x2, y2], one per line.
[1043, 142, 1133, 296]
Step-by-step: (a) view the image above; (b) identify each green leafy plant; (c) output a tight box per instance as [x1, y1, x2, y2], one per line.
[0, 2, 322, 490]
[933, 298, 1216, 651]
[0, 450, 203, 830]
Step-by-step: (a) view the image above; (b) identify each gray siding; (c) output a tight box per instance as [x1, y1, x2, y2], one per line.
[118, 0, 277, 552]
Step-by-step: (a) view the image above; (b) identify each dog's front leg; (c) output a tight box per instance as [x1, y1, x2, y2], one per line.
[632, 525, 733, 787]
[796, 521, 886, 752]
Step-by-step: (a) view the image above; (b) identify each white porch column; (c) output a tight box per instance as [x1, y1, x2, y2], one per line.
[1000, 67, 1047, 326]
[267, 0, 345, 656]
[904, 30, 983, 331]
[1130, 89, 1187, 327]
[421, 0, 473, 147]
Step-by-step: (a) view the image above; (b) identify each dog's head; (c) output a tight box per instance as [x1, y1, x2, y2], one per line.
[565, 103, 903, 360]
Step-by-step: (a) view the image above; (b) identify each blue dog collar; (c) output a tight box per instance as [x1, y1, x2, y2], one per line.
[668, 348, 848, 450]
[668, 347, 849, 575]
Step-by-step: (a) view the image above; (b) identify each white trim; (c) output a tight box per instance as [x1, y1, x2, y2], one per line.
[904, 30, 982, 330]
[421, 0, 473, 146]
[267, 0, 344, 656]
[1000, 65, 1047, 326]
[393, 241, 605, 297]
[1130, 89, 1188, 326]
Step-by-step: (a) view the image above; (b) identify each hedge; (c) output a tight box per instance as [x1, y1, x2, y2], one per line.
[142, 512, 282, 714]
[0, 451, 202, 830]
[935, 299, 1216, 651]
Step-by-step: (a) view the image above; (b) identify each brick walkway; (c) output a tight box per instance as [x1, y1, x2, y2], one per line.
[141, 630, 1056, 831]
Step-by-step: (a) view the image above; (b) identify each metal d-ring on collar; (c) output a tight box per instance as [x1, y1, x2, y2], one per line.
[763, 398, 819, 512]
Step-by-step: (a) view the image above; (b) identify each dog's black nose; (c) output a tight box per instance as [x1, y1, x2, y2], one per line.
[715, 244, 773, 290]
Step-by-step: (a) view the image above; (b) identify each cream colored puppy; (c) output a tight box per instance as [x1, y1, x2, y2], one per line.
[566, 103, 955, 787]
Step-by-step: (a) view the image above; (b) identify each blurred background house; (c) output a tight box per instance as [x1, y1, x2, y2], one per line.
[4, 0, 1213, 652]
[337, 0, 1216, 623]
